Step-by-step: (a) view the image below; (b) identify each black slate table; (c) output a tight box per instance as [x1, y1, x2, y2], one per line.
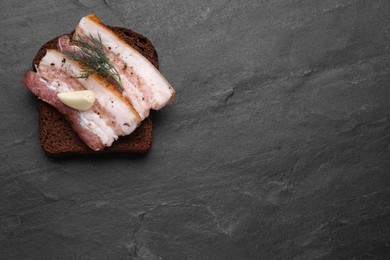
[1, 1, 390, 259]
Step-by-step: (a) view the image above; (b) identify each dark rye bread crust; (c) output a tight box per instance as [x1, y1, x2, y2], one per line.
[33, 27, 158, 155]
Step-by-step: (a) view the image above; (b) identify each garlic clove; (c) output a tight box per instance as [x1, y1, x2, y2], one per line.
[57, 90, 96, 110]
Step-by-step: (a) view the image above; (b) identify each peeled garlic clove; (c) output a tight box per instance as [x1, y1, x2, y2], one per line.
[57, 90, 96, 110]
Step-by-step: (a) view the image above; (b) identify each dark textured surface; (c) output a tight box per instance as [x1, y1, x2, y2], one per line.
[1, 0, 390, 259]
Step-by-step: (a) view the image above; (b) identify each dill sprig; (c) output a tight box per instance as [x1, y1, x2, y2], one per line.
[63, 33, 124, 90]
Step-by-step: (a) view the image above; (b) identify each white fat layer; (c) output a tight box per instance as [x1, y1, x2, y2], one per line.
[40, 50, 140, 135]
[40, 50, 83, 78]
[38, 77, 57, 91]
[76, 16, 174, 110]
[38, 71, 74, 93]
[79, 112, 117, 146]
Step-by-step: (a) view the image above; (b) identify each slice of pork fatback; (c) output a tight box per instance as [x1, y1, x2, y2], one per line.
[22, 71, 113, 151]
[38, 49, 142, 137]
[74, 14, 175, 119]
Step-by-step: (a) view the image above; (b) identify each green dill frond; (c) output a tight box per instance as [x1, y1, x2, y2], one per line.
[62, 33, 124, 90]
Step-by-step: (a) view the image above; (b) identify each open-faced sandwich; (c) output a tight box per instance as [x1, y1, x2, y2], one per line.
[23, 14, 175, 155]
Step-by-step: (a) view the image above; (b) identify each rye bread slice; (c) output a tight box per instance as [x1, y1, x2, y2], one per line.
[33, 27, 158, 155]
